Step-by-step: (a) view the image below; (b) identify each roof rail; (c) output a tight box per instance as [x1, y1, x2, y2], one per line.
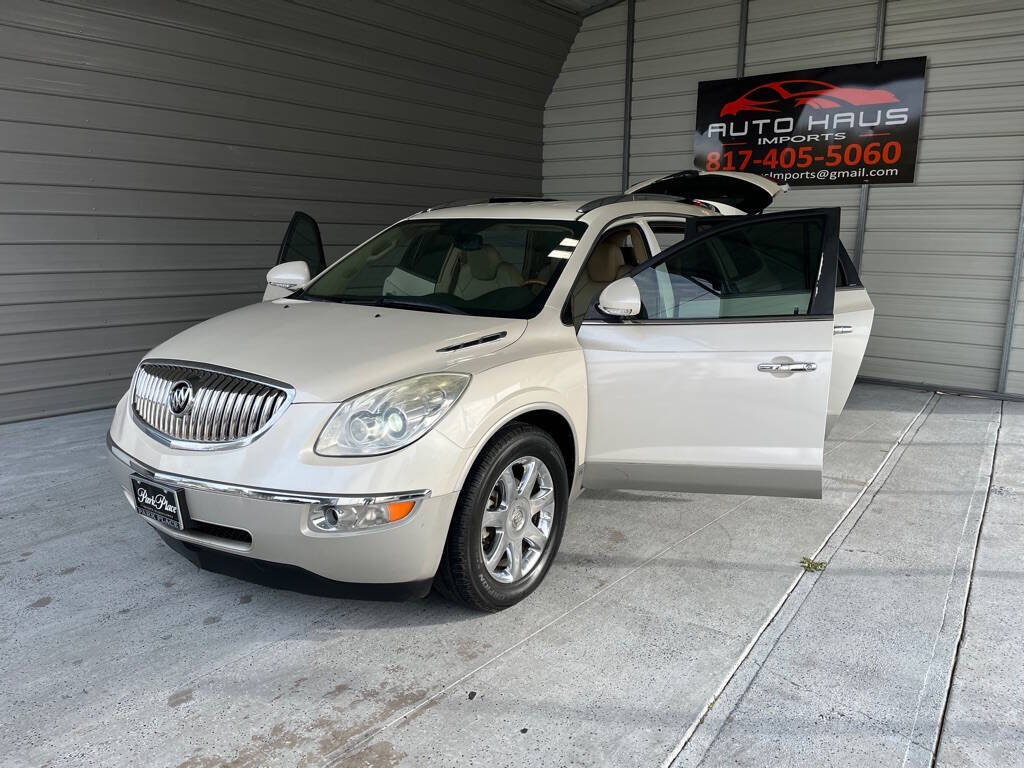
[423, 196, 558, 212]
[575, 192, 699, 214]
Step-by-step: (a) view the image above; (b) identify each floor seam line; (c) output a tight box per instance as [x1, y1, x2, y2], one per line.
[924, 400, 1003, 768]
[899, 402, 1001, 767]
[661, 393, 938, 768]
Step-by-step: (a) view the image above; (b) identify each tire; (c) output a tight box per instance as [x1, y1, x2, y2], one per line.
[435, 423, 568, 611]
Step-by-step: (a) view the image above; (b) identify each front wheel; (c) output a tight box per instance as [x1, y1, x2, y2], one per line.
[435, 424, 568, 611]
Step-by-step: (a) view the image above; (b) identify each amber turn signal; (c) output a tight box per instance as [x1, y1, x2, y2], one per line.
[388, 500, 416, 521]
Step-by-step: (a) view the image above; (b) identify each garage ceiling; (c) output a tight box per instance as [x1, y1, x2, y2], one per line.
[543, 0, 623, 16]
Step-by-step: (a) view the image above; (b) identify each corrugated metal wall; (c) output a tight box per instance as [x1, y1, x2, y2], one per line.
[876, 0, 1024, 392]
[0, 0, 578, 423]
[628, 0, 741, 188]
[543, 0, 1024, 395]
[543, 1, 628, 198]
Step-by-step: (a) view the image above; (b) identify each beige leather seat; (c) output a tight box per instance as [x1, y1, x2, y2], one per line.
[571, 231, 638, 322]
[452, 245, 523, 300]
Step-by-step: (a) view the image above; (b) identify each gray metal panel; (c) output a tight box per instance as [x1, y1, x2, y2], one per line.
[543, 2, 628, 197]
[627, 0, 741, 185]
[0, 0, 578, 422]
[867, 0, 1024, 392]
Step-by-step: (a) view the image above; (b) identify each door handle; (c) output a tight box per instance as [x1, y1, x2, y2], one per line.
[834, 324, 853, 335]
[758, 362, 817, 373]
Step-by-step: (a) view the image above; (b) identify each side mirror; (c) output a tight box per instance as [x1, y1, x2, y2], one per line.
[264, 260, 310, 301]
[597, 277, 641, 318]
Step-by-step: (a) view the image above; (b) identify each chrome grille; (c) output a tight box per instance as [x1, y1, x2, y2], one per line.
[132, 361, 292, 447]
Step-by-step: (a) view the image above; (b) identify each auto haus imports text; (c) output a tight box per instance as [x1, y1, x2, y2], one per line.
[704, 107, 910, 174]
[706, 106, 910, 144]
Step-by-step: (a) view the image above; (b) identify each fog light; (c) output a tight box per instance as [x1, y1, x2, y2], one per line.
[309, 495, 425, 533]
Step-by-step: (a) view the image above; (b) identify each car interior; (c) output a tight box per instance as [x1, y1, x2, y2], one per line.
[413, 225, 574, 302]
[569, 224, 650, 324]
[448, 244, 524, 300]
[302, 219, 588, 318]
[633, 218, 822, 320]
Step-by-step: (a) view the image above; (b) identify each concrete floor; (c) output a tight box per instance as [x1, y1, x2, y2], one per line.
[1, 383, 1020, 768]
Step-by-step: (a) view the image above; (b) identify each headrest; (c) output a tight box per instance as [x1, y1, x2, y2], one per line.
[587, 242, 625, 282]
[466, 245, 505, 280]
[605, 230, 631, 248]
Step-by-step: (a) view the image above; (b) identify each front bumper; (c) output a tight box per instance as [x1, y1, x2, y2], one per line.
[155, 533, 433, 600]
[108, 435, 459, 590]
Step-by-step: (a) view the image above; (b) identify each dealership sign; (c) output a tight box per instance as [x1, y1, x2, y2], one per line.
[694, 57, 926, 186]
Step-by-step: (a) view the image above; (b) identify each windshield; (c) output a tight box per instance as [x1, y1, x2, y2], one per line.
[301, 218, 587, 318]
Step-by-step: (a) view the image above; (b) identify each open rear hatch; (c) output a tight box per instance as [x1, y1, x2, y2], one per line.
[625, 170, 787, 214]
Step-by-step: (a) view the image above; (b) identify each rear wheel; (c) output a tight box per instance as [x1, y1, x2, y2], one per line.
[435, 424, 568, 611]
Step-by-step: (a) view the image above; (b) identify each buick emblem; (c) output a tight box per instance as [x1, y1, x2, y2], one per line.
[168, 380, 194, 416]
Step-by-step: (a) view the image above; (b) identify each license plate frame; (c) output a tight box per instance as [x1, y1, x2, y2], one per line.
[130, 475, 191, 531]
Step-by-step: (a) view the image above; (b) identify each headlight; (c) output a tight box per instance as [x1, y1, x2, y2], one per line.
[315, 373, 470, 456]
[309, 494, 427, 532]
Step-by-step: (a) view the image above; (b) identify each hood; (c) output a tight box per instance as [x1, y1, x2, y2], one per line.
[145, 299, 526, 403]
[624, 170, 787, 213]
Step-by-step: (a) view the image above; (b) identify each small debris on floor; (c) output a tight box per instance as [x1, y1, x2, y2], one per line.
[800, 557, 827, 573]
[468, 691, 477, 700]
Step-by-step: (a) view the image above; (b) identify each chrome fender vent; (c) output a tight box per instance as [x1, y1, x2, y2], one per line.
[131, 360, 294, 449]
[436, 331, 508, 353]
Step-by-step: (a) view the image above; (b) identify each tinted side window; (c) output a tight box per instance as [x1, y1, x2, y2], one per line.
[650, 223, 688, 253]
[836, 241, 861, 287]
[634, 217, 824, 320]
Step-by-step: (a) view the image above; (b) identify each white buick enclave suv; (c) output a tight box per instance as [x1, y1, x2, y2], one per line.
[107, 171, 874, 610]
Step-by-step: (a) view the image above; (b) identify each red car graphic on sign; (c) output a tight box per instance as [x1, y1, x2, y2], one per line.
[720, 79, 900, 117]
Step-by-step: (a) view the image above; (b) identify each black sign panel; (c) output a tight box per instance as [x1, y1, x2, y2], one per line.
[131, 475, 191, 531]
[694, 57, 926, 186]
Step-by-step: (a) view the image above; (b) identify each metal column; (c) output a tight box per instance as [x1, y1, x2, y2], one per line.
[998, 188, 1024, 392]
[852, 0, 888, 270]
[736, 0, 748, 78]
[620, 0, 635, 192]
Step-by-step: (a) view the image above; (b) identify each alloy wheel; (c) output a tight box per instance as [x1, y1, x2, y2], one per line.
[479, 456, 556, 584]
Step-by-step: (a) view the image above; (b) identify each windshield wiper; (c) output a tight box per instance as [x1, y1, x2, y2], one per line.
[375, 297, 466, 314]
[295, 293, 465, 314]
[296, 293, 348, 304]
[298, 294, 385, 306]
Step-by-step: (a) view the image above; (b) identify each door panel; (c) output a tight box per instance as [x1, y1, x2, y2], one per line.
[276, 211, 325, 275]
[826, 242, 874, 434]
[581, 319, 834, 497]
[580, 208, 840, 499]
[829, 287, 874, 434]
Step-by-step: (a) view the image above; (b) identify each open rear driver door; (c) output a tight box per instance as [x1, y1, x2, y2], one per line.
[579, 208, 840, 499]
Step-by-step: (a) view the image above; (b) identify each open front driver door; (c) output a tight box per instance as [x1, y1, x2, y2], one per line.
[264, 211, 326, 301]
[579, 208, 840, 499]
